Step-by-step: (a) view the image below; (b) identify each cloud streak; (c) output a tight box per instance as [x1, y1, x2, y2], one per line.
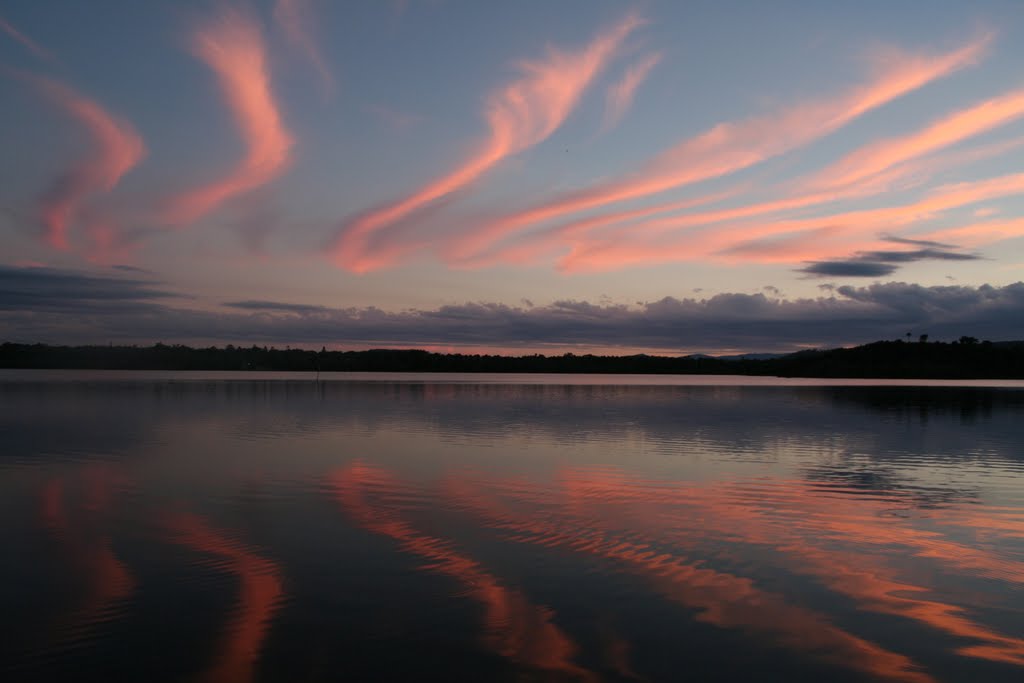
[273, 0, 334, 94]
[328, 12, 644, 272]
[25, 76, 144, 250]
[0, 14, 55, 62]
[473, 100, 1024, 270]
[552, 166, 1024, 272]
[603, 51, 661, 130]
[808, 86, 1024, 191]
[442, 33, 990, 264]
[164, 8, 293, 225]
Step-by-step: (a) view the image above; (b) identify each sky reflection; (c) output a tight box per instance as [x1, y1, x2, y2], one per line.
[1, 379, 1021, 682]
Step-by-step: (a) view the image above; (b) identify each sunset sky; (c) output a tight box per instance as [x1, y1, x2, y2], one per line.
[3, 0, 1024, 354]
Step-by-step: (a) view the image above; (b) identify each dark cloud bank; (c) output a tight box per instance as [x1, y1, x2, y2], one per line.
[799, 238, 982, 278]
[2, 265, 1023, 353]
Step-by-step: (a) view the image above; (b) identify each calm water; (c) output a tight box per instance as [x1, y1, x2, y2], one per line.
[2, 372, 1023, 683]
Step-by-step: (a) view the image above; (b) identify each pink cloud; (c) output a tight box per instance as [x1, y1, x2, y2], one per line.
[557, 170, 1024, 272]
[924, 216, 1024, 247]
[445, 33, 991, 263]
[163, 8, 293, 225]
[328, 12, 645, 272]
[462, 189, 739, 268]
[27, 76, 144, 250]
[807, 87, 1024, 191]
[273, 0, 334, 94]
[478, 110, 1024, 269]
[569, 129, 1024, 251]
[468, 138, 1024, 274]
[0, 14, 55, 62]
[80, 209, 142, 264]
[603, 51, 662, 130]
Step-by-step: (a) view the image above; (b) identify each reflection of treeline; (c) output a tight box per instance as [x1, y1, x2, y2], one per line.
[2, 339, 1024, 378]
[823, 386, 1024, 425]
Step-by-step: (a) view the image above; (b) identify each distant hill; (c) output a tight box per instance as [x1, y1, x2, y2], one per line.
[2, 339, 1023, 379]
[715, 352, 789, 361]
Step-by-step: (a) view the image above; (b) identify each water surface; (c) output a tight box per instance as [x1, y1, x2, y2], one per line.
[2, 373, 1023, 682]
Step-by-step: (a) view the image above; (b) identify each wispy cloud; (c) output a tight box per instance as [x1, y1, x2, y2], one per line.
[24, 76, 144, 250]
[163, 7, 293, 225]
[0, 14, 56, 62]
[273, 0, 334, 94]
[363, 102, 421, 132]
[471, 117, 1024, 269]
[603, 51, 662, 131]
[445, 33, 991, 263]
[555, 167, 1024, 272]
[807, 87, 1024, 191]
[924, 216, 1024, 247]
[461, 189, 738, 268]
[328, 12, 645, 272]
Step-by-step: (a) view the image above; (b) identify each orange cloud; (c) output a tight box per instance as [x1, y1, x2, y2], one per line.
[603, 51, 662, 130]
[0, 14, 55, 61]
[164, 8, 293, 225]
[80, 210, 141, 264]
[556, 168, 1024, 271]
[273, 0, 334, 94]
[446, 33, 990, 263]
[26, 76, 144, 250]
[924, 216, 1024, 246]
[462, 189, 738, 268]
[328, 12, 644, 272]
[809, 87, 1024, 191]
[477, 122, 1024, 269]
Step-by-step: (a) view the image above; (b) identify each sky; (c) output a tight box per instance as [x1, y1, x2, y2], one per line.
[2, 0, 1024, 355]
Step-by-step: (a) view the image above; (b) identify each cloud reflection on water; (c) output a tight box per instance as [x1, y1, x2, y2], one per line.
[3, 379, 1023, 682]
[162, 512, 284, 683]
[332, 461, 598, 681]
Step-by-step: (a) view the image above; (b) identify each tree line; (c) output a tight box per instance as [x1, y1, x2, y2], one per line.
[1, 338, 1023, 378]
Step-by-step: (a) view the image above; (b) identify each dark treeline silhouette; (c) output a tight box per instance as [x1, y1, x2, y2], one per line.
[2, 339, 1024, 378]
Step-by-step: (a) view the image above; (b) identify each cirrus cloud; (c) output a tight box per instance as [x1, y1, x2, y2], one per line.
[603, 51, 662, 131]
[328, 12, 645, 272]
[0, 14, 55, 62]
[162, 7, 293, 226]
[23, 76, 145, 251]
[443, 32, 992, 265]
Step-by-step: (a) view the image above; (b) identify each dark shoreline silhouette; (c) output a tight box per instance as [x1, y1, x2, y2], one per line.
[3, 339, 1024, 378]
